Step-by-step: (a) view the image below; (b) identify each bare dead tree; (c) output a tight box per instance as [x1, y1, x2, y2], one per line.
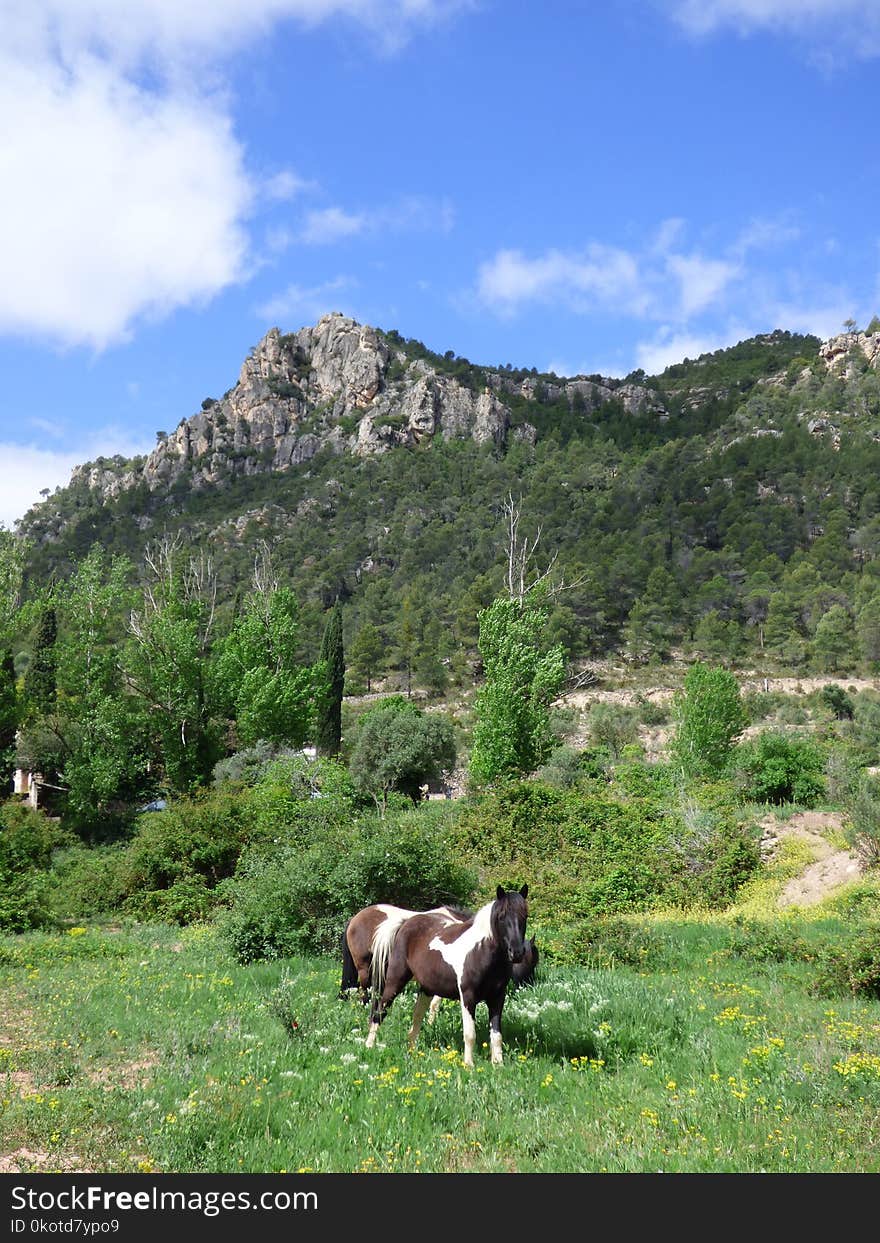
[504, 492, 558, 603]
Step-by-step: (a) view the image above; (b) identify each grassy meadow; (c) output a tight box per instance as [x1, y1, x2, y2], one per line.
[3, 881, 880, 1174]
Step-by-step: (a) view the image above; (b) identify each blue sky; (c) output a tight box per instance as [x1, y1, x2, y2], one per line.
[1, 0, 878, 527]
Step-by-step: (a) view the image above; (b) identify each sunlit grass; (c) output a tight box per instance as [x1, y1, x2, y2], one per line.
[1, 915, 879, 1174]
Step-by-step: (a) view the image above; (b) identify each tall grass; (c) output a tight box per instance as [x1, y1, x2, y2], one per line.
[1, 913, 879, 1174]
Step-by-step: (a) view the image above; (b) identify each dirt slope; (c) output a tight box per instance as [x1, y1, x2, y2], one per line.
[760, 811, 862, 908]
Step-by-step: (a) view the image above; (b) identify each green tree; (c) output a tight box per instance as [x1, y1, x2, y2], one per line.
[316, 601, 344, 757]
[393, 596, 418, 697]
[470, 497, 567, 785]
[692, 609, 742, 664]
[54, 549, 149, 826]
[671, 663, 747, 780]
[22, 605, 57, 719]
[349, 622, 384, 693]
[469, 587, 566, 784]
[0, 529, 25, 646]
[623, 566, 680, 662]
[856, 593, 880, 667]
[215, 548, 316, 752]
[812, 603, 855, 673]
[348, 697, 456, 810]
[0, 649, 17, 794]
[125, 537, 223, 792]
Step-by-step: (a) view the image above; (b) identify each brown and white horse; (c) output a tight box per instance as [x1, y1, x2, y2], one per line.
[339, 902, 470, 1003]
[364, 885, 529, 1068]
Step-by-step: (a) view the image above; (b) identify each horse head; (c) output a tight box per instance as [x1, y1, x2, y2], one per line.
[492, 884, 529, 966]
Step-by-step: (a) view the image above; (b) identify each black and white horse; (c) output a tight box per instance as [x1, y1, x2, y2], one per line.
[364, 885, 529, 1068]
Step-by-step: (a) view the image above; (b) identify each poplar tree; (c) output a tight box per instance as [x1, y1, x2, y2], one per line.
[316, 601, 344, 756]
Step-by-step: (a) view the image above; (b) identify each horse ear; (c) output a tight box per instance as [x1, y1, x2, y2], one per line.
[496, 884, 505, 901]
[520, 884, 529, 899]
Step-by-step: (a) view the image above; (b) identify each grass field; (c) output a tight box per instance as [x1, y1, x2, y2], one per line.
[2, 904, 880, 1174]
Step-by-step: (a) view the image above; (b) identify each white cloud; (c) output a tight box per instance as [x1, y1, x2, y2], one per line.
[255, 276, 359, 323]
[474, 216, 864, 375]
[476, 245, 646, 317]
[476, 234, 739, 322]
[670, 0, 862, 34]
[0, 56, 251, 350]
[4, 2, 471, 68]
[300, 207, 368, 246]
[0, 428, 153, 530]
[261, 170, 316, 202]
[761, 300, 860, 340]
[298, 196, 455, 245]
[666, 253, 741, 316]
[0, 2, 469, 351]
[666, 0, 880, 59]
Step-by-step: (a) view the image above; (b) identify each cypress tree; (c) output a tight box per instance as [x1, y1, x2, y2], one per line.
[316, 601, 344, 756]
[0, 648, 16, 794]
[23, 606, 57, 718]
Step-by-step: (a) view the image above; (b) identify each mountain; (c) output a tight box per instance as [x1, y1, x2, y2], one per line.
[16, 315, 880, 669]
[47, 313, 669, 506]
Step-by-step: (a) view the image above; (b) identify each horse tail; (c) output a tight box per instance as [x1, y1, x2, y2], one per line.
[369, 911, 408, 997]
[339, 921, 359, 997]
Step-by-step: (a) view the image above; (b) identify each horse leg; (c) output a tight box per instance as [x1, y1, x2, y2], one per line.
[365, 963, 412, 1048]
[459, 993, 478, 1069]
[407, 990, 431, 1050]
[426, 995, 442, 1024]
[486, 986, 507, 1065]
[358, 957, 371, 1004]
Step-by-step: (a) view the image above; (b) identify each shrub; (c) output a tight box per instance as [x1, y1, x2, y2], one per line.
[451, 778, 759, 922]
[812, 928, 880, 997]
[733, 732, 826, 806]
[111, 789, 256, 920]
[348, 697, 456, 807]
[220, 805, 475, 961]
[0, 802, 72, 931]
[727, 920, 815, 964]
[212, 741, 287, 787]
[820, 684, 855, 720]
[845, 778, 880, 869]
[535, 745, 584, 789]
[587, 703, 639, 759]
[636, 697, 669, 726]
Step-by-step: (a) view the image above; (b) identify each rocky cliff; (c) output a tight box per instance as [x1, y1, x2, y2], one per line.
[67, 313, 663, 504]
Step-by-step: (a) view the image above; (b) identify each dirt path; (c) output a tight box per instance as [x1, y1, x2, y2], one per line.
[760, 811, 862, 908]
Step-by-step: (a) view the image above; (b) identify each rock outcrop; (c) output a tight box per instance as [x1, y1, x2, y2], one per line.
[820, 330, 880, 374]
[49, 312, 667, 513]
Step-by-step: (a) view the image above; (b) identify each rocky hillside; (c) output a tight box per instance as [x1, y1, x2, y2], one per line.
[66, 313, 667, 505]
[18, 314, 880, 671]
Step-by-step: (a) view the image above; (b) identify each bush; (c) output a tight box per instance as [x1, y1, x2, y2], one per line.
[812, 927, 880, 997]
[212, 741, 287, 787]
[727, 919, 815, 964]
[535, 745, 585, 789]
[820, 684, 855, 720]
[348, 697, 456, 806]
[733, 732, 826, 806]
[0, 802, 72, 931]
[636, 697, 669, 726]
[587, 703, 639, 759]
[451, 778, 759, 922]
[845, 778, 880, 869]
[219, 805, 475, 961]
